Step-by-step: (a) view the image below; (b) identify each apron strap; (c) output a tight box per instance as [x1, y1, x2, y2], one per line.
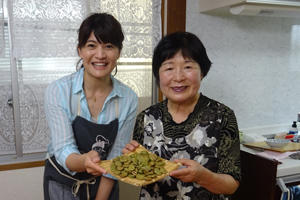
[47, 155, 97, 200]
[77, 92, 81, 116]
[115, 98, 119, 118]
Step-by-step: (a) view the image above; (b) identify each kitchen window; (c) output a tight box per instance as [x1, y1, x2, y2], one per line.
[0, 0, 161, 165]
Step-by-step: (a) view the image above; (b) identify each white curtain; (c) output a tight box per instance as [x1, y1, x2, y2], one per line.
[89, 0, 161, 59]
[7, 0, 161, 59]
[0, 0, 161, 155]
[7, 0, 89, 58]
[0, 0, 4, 57]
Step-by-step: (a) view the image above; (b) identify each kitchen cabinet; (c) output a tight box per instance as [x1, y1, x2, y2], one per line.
[198, 0, 300, 18]
[199, 0, 245, 13]
[232, 147, 300, 200]
[232, 150, 278, 200]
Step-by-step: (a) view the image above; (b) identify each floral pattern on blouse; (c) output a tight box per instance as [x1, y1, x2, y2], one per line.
[133, 94, 241, 200]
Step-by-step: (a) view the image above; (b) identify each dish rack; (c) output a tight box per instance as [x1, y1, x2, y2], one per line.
[277, 174, 300, 193]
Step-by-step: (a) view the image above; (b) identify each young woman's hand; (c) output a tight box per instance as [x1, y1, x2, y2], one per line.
[122, 140, 139, 154]
[84, 150, 107, 176]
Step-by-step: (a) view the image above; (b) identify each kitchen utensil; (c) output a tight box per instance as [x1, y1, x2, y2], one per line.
[289, 152, 300, 160]
[265, 139, 290, 149]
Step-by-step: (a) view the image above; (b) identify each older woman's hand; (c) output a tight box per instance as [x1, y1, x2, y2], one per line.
[169, 159, 206, 183]
[170, 158, 239, 195]
[122, 140, 139, 154]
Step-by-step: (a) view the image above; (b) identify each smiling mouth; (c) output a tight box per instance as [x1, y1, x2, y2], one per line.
[93, 62, 107, 67]
[172, 86, 187, 92]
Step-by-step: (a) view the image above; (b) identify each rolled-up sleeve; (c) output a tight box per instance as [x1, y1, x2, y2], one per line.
[44, 82, 80, 175]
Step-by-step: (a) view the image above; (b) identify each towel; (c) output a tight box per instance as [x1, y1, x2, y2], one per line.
[280, 185, 300, 200]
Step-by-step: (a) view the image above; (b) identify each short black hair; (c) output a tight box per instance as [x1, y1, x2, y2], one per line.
[152, 31, 212, 86]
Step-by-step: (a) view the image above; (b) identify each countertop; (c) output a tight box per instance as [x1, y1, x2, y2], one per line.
[241, 145, 300, 179]
[240, 123, 300, 180]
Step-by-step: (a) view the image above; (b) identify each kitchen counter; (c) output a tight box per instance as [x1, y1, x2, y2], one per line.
[228, 123, 300, 199]
[240, 123, 300, 180]
[240, 144, 300, 198]
[241, 145, 300, 178]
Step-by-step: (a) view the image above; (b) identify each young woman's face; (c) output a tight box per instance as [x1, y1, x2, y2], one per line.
[159, 51, 202, 104]
[77, 32, 121, 80]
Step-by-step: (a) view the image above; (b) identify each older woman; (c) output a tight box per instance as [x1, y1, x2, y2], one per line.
[123, 31, 241, 200]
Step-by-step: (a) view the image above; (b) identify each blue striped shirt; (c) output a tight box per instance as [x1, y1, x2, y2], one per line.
[44, 67, 138, 179]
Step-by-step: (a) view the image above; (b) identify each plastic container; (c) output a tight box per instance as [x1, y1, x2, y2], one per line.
[289, 121, 298, 142]
[289, 121, 298, 134]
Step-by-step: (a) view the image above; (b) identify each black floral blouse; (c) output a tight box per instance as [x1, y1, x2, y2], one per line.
[132, 94, 241, 200]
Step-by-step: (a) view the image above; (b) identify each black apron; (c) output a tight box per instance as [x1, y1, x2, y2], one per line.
[44, 95, 119, 200]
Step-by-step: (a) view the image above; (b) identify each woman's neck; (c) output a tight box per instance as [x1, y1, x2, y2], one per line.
[83, 72, 111, 92]
[83, 73, 113, 103]
[167, 93, 200, 123]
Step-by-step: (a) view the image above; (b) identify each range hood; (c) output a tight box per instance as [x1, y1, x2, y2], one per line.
[199, 0, 300, 18]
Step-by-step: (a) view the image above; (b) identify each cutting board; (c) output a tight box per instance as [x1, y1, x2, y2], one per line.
[243, 141, 300, 152]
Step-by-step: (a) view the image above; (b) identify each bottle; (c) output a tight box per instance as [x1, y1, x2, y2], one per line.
[289, 121, 298, 142]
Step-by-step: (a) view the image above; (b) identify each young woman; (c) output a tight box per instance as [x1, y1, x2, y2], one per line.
[43, 13, 138, 200]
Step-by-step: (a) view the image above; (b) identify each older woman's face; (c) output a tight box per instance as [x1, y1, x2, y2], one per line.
[159, 51, 202, 105]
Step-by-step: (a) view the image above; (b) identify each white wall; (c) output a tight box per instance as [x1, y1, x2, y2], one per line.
[186, 0, 300, 129]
